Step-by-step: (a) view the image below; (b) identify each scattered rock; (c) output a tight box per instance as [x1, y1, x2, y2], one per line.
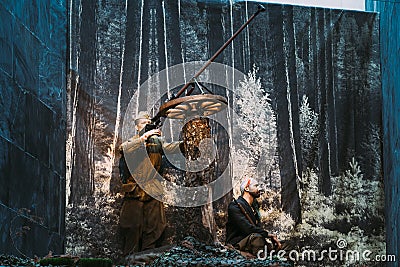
[140, 237, 293, 267]
[0, 254, 37, 267]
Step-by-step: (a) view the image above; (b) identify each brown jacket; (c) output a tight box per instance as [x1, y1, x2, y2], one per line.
[119, 134, 182, 201]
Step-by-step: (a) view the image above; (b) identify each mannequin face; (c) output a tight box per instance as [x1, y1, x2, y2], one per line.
[245, 180, 261, 198]
[135, 118, 151, 132]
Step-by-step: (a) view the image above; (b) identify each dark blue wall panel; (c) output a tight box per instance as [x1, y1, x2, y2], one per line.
[366, 0, 400, 265]
[0, 0, 66, 257]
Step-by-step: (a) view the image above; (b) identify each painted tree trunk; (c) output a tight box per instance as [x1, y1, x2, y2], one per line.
[269, 6, 301, 224]
[283, 6, 302, 180]
[315, 10, 332, 196]
[69, 0, 97, 204]
[181, 117, 216, 243]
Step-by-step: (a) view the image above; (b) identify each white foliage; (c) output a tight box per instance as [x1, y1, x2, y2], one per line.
[333, 157, 384, 219]
[301, 169, 335, 225]
[232, 66, 277, 178]
[258, 189, 296, 240]
[299, 95, 318, 169]
[361, 123, 382, 180]
[231, 148, 252, 196]
[295, 166, 385, 266]
[65, 193, 123, 260]
[272, 212, 296, 240]
[334, 157, 366, 216]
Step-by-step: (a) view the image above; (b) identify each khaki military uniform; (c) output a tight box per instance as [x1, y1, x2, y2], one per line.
[119, 134, 181, 255]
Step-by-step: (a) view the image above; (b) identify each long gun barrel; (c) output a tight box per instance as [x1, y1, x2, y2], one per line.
[152, 4, 266, 124]
[175, 4, 266, 98]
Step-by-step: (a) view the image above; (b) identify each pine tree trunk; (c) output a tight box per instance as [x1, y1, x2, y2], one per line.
[137, 0, 150, 111]
[165, 1, 182, 66]
[316, 10, 331, 196]
[269, 6, 301, 224]
[325, 10, 339, 177]
[283, 6, 302, 181]
[70, 0, 97, 204]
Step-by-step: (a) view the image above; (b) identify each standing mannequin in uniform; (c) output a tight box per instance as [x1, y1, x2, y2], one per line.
[119, 111, 181, 255]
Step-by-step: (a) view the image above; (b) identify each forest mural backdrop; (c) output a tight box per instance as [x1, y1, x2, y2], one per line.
[66, 0, 384, 265]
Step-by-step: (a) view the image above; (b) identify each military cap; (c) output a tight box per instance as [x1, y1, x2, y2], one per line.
[134, 111, 151, 125]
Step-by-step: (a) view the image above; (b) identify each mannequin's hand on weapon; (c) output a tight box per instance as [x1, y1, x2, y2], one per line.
[140, 129, 161, 142]
[268, 234, 282, 250]
[121, 182, 136, 193]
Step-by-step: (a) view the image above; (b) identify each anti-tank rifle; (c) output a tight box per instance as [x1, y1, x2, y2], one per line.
[148, 4, 266, 130]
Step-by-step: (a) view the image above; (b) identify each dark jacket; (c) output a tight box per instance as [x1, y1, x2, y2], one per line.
[225, 196, 268, 245]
